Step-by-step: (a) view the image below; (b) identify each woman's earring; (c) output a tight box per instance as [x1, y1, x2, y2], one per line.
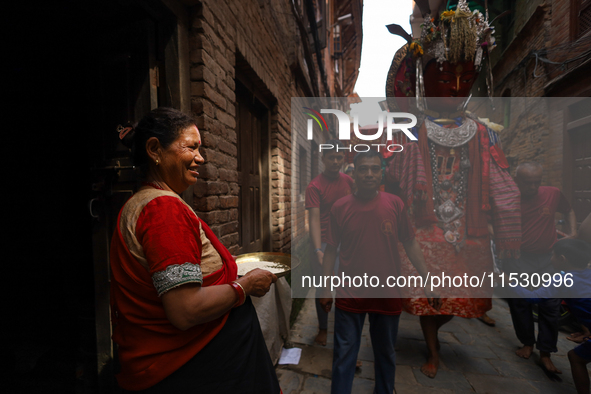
[156, 159, 160, 166]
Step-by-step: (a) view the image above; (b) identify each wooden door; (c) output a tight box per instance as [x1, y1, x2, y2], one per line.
[89, 16, 156, 390]
[88, 3, 179, 389]
[236, 82, 268, 253]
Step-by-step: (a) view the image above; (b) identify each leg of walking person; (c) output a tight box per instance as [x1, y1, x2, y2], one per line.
[536, 297, 561, 373]
[569, 340, 591, 394]
[331, 308, 365, 394]
[419, 314, 453, 378]
[312, 242, 329, 345]
[508, 298, 536, 358]
[368, 313, 400, 394]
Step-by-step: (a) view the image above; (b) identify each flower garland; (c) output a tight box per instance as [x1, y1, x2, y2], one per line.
[413, 0, 496, 67]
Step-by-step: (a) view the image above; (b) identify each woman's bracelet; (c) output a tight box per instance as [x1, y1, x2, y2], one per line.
[230, 281, 246, 307]
[315, 248, 323, 254]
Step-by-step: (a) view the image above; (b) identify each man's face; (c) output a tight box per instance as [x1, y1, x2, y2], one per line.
[353, 156, 382, 193]
[322, 151, 345, 174]
[515, 167, 542, 199]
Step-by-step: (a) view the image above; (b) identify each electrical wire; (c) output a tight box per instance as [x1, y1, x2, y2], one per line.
[532, 48, 591, 78]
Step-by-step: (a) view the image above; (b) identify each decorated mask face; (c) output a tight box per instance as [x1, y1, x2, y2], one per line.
[423, 60, 477, 112]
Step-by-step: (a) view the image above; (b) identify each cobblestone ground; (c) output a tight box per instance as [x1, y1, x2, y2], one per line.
[276, 297, 591, 393]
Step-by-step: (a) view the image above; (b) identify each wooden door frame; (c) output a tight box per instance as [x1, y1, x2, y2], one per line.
[261, 108, 272, 252]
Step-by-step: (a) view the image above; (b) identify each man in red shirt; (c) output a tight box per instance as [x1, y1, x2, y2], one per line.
[319, 151, 438, 394]
[507, 162, 577, 373]
[306, 140, 354, 345]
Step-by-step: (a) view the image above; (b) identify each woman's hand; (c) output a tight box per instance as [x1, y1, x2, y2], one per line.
[237, 268, 277, 297]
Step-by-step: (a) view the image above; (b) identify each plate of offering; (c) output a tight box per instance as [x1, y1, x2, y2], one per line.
[235, 252, 298, 278]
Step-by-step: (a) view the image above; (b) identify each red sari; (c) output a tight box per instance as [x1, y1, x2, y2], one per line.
[110, 189, 238, 390]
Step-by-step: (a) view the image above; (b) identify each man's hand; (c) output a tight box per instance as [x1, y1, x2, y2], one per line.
[319, 245, 338, 312]
[316, 249, 324, 265]
[319, 297, 333, 313]
[566, 208, 577, 238]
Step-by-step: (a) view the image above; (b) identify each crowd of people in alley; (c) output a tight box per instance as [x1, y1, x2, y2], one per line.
[305, 140, 591, 394]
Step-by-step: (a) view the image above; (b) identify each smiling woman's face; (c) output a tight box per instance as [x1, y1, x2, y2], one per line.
[158, 125, 204, 193]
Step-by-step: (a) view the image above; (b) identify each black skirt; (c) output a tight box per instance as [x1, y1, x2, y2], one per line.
[126, 297, 281, 393]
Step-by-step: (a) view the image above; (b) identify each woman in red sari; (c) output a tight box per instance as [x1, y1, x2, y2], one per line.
[110, 107, 280, 393]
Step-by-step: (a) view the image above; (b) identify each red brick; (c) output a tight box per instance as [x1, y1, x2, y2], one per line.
[200, 130, 218, 149]
[219, 196, 239, 208]
[195, 196, 219, 211]
[216, 109, 235, 128]
[219, 221, 239, 236]
[203, 181, 229, 195]
[199, 163, 219, 179]
[197, 211, 228, 226]
[219, 169, 238, 182]
[220, 233, 239, 248]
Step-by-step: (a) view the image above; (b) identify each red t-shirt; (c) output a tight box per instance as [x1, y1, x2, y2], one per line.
[305, 172, 354, 243]
[327, 192, 414, 315]
[521, 186, 571, 253]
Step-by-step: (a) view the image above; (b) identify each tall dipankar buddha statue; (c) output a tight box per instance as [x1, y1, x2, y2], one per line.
[384, 0, 521, 378]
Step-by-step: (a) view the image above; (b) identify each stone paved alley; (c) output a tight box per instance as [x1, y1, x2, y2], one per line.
[276, 297, 591, 393]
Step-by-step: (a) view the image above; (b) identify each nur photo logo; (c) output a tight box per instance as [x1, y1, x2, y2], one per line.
[304, 107, 418, 153]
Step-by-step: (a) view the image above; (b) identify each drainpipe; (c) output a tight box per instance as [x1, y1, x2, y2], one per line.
[305, 0, 331, 97]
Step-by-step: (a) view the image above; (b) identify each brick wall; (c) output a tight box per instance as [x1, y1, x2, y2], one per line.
[493, 3, 551, 98]
[188, 0, 321, 254]
[551, 0, 575, 50]
[491, 1, 575, 189]
[493, 98, 561, 185]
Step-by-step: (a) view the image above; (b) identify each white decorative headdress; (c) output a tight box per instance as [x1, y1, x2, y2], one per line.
[386, 0, 498, 111]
